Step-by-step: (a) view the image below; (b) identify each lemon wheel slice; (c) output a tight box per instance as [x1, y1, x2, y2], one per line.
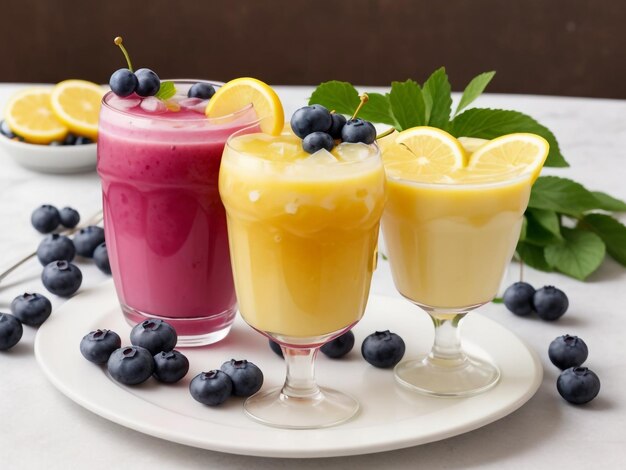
[4, 89, 68, 144]
[383, 126, 466, 181]
[50, 80, 104, 140]
[205, 78, 284, 135]
[467, 133, 549, 182]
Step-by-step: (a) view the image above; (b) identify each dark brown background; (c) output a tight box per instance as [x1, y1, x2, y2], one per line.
[1, 0, 623, 98]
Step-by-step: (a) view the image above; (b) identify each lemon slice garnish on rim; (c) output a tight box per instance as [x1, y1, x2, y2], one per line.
[205, 77, 284, 136]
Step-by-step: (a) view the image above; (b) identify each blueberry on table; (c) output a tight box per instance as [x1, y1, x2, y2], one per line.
[557, 367, 600, 404]
[109, 68, 138, 97]
[10, 293, 52, 327]
[93, 242, 111, 275]
[36, 233, 76, 266]
[302, 132, 335, 154]
[534, 286, 569, 321]
[321, 330, 355, 359]
[59, 207, 80, 229]
[268, 339, 283, 357]
[190, 370, 233, 406]
[130, 319, 177, 355]
[73, 225, 105, 258]
[0, 313, 23, 351]
[328, 113, 347, 139]
[42, 261, 82, 297]
[135, 68, 160, 97]
[341, 118, 377, 145]
[80, 329, 122, 364]
[361, 330, 406, 368]
[548, 335, 588, 370]
[107, 346, 154, 385]
[290, 105, 333, 139]
[31, 205, 60, 234]
[188, 82, 216, 100]
[153, 350, 189, 383]
[220, 359, 264, 397]
[503, 282, 536, 316]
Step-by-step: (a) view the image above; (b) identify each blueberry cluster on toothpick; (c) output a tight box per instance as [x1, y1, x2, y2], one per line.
[290, 94, 377, 154]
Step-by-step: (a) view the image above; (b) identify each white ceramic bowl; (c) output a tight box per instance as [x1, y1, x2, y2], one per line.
[0, 134, 97, 174]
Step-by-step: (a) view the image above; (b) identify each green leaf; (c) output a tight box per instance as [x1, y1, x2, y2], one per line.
[581, 214, 626, 266]
[516, 242, 553, 272]
[455, 71, 496, 116]
[524, 209, 563, 246]
[519, 216, 528, 241]
[544, 227, 605, 280]
[422, 67, 452, 129]
[449, 108, 568, 167]
[591, 191, 626, 212]
[528, 176, 600, 217]
[492, 297, 504, 304]
[389, 79, 426, 130]
[358, 93, 397, 127]
[155, 81, 176, 100]
[309, 81, 360, 115]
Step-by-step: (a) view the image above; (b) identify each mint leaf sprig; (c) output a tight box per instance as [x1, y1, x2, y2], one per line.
[309, 69, 626, 281]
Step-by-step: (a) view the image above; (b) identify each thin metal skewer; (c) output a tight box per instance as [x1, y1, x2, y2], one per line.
[0, 209, 104, 285]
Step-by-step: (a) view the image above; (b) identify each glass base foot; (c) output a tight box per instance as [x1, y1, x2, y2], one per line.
[394, 354, 500, 397]
[244, 386, 359, 429]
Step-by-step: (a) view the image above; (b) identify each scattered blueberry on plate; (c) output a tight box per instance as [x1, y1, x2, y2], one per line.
[361, 330, 406, 368]
[220, 359, 264, 397]
[321, 330, 355, 359]
[153, 350, 189, 384]
[107, 346, 155, 385]
[36, 233, 76, 266]
[548, 334, 588, 370]
[0, 313, 23, 351]
[41, 261, 82, 297]
[503, 281, 535, 316]
[534, 286, 569, 321]
[80, 329, 122, 364]
[31, 205, 60, 234]
[189, 370, 233, 406]
[10, 293, 52, 326]
[73, 225, 105, 258]
[557, 367, 600, 405]
[130, 319, 177, 355]
[59, 207, 80, 228]
[93, 242, 111, 275]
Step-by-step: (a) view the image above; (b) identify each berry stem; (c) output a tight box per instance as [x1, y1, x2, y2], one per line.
[114, 36, 133, 72]
[351, 93, 369, 120]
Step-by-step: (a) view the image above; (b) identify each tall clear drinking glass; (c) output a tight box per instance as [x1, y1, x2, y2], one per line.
[219, 129, 386, 428]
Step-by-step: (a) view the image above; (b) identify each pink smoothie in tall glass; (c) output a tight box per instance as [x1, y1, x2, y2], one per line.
[97, 80, 258, 346]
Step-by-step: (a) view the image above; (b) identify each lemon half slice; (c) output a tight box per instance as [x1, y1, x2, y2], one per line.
[205, 77, 284, 135]
[50, 80, 104, 140]
[4, 89, 68, 144]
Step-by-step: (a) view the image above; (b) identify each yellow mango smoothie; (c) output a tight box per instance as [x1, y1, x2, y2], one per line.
[219, 130, 386, 338]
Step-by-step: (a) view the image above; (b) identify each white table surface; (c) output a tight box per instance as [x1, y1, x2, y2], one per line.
[0, 85, 625, 469]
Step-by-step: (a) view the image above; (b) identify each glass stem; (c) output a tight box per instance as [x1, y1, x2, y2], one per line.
[280, 347, 323, 400]
[427, 313, 468, 366]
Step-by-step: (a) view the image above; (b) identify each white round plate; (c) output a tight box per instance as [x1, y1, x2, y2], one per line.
[0, 135, 96, 173]
[35, 281, 542, 458]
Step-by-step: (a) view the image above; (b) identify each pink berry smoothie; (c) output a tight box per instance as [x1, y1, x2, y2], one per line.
[97, 80, 258, 346]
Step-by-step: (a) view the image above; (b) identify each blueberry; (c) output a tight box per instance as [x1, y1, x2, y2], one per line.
[328, 113, 347, 139]
[503, 282, 536, 316]
[93, 242, 111, 275]
[290, 105, 332, 138]
[49, 140, 63, 146]
[73, 225, 105, 258]
[130, 319, 177, 355]
[107, 346, 154, 385]
[189, 370, 233, 406]
[0, 313, 23, 351]
[0, 120, 16, 139]
[31, 205, 60, 234]
[10, 293, 52, 326]
[321, 330, 355, 359]
[557, 367, 600, 404]
[220, 359, 264, 397]
[549, 334, 588, 370]
[153, 350, 189, 383]
[42, 261, 82, 297]
[80, 329, 122, 364]
[36, 233, 75, 266]
[59, 207, 80, 229]
[268, 339, 283, 357]
[361, 330, 406, 368]
[188, 82, 216, 100]
[109, 68, 138, 97]
[63, 134, 77, 145]
[135, 68, 160, 97]
[341, 118, 376, 145]
[302, 132, 335, 154]
[534, 286, 569, 321]
[74, 136, 93, 145]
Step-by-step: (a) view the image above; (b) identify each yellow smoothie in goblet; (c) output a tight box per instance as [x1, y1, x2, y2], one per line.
[219, 130, 386, 338]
